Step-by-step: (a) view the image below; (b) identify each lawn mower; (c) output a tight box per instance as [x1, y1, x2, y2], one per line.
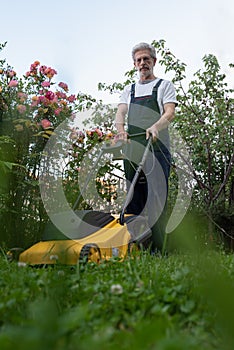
[7, 136, 153, 266]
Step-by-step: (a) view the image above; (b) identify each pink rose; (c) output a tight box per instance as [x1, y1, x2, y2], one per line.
[86, 128, 103, 139]
[95, 128, 103, 138]
[69, 129, 85, 141]
[54, 108, 62, 116]
[44, 67, 57, 78]
[67, 94, 76, 103]
[8, 80, 18, 87]
[17, 104, 26, 114]
[7, 70, 16, 77]
[38, 95, 46, 104]
[41, 81, 50, 88]
[58, 82, 68, 91]
[56, 91, 66, 99]
[39, 65, 47, 75]
[30, 61, 40, 71]
[41, 119, 51, 129]
[17, 92, 28, 102]
[45, 91, 55, 101]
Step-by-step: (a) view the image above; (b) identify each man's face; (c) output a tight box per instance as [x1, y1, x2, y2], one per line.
[133, 49, 156, 80]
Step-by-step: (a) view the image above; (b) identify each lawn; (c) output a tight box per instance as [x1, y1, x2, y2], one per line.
[0, 248, 234, 350]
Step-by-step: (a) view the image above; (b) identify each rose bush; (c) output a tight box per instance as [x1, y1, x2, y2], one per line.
[0, 42, 113, 248]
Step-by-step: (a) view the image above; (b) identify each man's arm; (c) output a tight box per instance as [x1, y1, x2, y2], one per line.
[146, 102, 176, 141]
[115, 103, 128, 140]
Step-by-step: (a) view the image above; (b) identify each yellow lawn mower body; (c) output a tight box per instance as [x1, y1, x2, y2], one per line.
[9, 211, 151, 266]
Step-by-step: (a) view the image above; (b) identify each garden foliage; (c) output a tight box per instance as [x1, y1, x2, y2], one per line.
[0, 39, 234, 350]
[0, 39, 233, 248]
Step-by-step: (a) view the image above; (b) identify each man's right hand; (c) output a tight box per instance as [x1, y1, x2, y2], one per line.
[114, 131, 129, 143]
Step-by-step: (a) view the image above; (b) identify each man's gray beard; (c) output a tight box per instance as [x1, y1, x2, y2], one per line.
[139, 68, 151, 80]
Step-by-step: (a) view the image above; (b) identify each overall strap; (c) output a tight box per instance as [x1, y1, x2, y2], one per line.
[130, 83, 136, 102]
[152, 78, 163, 95]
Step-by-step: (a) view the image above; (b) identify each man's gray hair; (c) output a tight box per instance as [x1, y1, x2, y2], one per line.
[132, 42, 156, 60]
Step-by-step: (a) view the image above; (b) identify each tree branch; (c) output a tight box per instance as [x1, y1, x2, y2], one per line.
[213, 153, 234, 202]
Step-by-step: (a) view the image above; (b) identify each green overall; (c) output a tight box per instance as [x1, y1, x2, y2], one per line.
[124, 79, 171, 253]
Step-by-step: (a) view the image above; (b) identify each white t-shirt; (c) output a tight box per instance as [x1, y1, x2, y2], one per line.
[118, 78, 177, 115]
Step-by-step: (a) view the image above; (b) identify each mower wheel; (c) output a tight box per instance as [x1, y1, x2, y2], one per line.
[6, 247, 24, 262]
[79, 244, 101, 265]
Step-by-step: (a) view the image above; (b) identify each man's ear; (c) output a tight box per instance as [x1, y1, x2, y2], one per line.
[153, 58, 157, 66]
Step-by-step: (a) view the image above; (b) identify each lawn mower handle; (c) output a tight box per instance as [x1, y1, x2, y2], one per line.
[119, 135, 152, 225]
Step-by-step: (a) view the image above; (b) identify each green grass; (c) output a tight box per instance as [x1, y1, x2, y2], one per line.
[0, 248, 234, 350]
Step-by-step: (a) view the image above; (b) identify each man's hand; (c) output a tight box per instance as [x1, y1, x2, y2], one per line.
[114, 131, 129, 143]
[146, 125, 159, 142]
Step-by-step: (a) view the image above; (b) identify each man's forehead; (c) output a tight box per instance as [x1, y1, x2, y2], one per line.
[134, 49, 151, 58]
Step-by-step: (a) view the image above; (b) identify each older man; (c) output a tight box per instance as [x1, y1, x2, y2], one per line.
[115, 42, 177, 254]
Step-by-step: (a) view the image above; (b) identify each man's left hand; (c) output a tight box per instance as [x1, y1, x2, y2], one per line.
[146, 125, 159, 142]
